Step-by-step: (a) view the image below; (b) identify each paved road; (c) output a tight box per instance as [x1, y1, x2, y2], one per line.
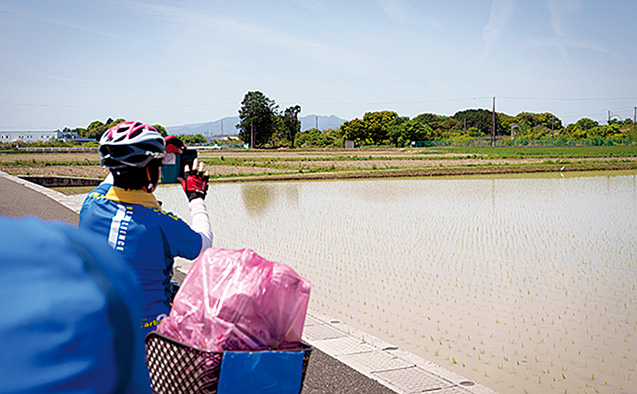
[0, 171, 395, 394]
[0, 175, 78, 224]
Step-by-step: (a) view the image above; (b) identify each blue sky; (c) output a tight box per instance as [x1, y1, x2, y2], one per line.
[1, 0, 636, 131]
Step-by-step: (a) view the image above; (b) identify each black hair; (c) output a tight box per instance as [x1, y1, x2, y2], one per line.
[111, 160, 162, 191]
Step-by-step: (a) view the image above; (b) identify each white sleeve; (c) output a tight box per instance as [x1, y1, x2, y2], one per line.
[189, 198, 213, 253]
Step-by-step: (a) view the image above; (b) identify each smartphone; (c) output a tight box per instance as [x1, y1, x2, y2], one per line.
[179, 148, 198, 179]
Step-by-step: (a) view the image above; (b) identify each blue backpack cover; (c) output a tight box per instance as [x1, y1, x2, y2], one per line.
[0, 216, 150, 393]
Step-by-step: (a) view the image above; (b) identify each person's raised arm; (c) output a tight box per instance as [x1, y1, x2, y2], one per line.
[178, 158, 213, 252]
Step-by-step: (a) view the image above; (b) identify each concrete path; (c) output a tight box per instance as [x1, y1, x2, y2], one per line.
[0, 170, 498, 394]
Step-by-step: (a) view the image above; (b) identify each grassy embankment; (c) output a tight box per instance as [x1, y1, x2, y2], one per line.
[1, 146, 637, 184]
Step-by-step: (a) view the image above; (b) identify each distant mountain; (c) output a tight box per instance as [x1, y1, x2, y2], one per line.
[300, 115, 346, 131]
[166, 114, 346, 136]
[165, 116, 240, 136]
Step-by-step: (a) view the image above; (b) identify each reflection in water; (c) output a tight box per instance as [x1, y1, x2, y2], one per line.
[241, 184, 275, 218]
[155, 172, 637, 394]
[239, 183, 300, 218]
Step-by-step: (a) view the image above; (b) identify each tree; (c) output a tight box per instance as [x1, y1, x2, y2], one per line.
[511, 112, 562, 138]
[453, 109, 503, 136]
[565, 118, 600, 139]
[413, 113, 442, 128]
[237, 91, 279, 148]
[362, 110, 398, 144]
[83, 120, 107, 140]
[413, 113, 457, 139]
[281, 105, 302, 146]
[153, 124, 168, 137]
[294, 128, 333, 148]
[340, 118, 368, 144]
[81, 118, 126, 140]
[574, 118, 599, 130]
[404, 120, 434, 143]
[326, 128, 345, 147]
[178, 134, 207, 145]
[498, 113, 516, 135]
[271, 105, 302, 148]
[588, 124, 623, 139]
[387, 116, 410, 146]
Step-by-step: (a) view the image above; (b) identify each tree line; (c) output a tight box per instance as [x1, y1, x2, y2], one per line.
[58, 118, 208, 146]
[236, 91, 636, 148]
[53, 91, 635, 149]
[335, 109, 635, 147]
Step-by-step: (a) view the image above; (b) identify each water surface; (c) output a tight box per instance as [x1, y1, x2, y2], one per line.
[155, 171, 637, 394]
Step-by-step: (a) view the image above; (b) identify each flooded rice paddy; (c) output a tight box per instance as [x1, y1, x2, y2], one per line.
[155, 171, 637, 394]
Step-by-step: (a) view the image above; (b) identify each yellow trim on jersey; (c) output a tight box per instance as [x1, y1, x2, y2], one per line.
[105, 186, 161, 209]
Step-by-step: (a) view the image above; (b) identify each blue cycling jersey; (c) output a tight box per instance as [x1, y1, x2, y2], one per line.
[79, 182, 202, 333]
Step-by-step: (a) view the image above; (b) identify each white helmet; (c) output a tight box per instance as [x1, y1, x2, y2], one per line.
[99, 121, 165, 169]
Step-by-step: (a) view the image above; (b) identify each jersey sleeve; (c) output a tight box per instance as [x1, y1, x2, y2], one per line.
[157, 210, 203, 260]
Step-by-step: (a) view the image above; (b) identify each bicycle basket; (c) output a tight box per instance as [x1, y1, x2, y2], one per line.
[145, 331, 312, 394]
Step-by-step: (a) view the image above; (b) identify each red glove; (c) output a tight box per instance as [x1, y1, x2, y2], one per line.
[164, 135, 185, 154]
[178, 159, 209, 201]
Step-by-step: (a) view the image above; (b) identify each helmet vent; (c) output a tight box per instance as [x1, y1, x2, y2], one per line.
[129, 126, 144, 139]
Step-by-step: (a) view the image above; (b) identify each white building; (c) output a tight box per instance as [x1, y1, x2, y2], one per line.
[0, 130, 93, 143]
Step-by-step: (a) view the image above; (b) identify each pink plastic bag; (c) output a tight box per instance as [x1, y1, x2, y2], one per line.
[157, 248, 311, 351]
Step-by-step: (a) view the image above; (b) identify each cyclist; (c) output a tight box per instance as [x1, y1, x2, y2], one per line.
[79, 121, 213, 335]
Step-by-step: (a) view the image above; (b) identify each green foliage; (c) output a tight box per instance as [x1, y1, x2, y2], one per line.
[362, 110, 398, 144]
[237, 91, 279, 148]
[574, 118, 599, 130]
[387, 116, 410, 146]
[412, 113, 442, 127]
[452, 108, 503, 136]
[508, 112, 563, 140]
[404, 120, 433, 145]
[562, 118, 628, 140]
[269, 104, 302, 148]
[340, 111, 398, 145]
[153, 124, 168, 136]
[340, 118, 368, 143]
[326, 128, 345, 147]
[445, 131, 473, 142]
[177, 134, 207, 145]
[281, 105, 302, 146]
[81, 118, 126, 140]
[294, 128, 332, 148]
[293, 128, 344, 148]
[498, 113, 516, 135]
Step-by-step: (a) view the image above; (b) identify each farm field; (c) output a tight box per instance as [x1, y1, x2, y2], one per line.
[1, 146, 637, 182]
[151, 171, 637, 394]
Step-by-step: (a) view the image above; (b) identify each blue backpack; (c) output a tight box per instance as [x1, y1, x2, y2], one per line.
[0, 216, 150, 393]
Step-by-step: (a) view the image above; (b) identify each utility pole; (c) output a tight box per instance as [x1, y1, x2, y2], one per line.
[491, 97, 496, 146]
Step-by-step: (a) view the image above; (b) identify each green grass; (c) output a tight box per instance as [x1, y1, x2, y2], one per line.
[426, 145, 637, 159]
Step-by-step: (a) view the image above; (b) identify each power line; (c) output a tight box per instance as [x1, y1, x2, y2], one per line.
[499, 96, 637, 102]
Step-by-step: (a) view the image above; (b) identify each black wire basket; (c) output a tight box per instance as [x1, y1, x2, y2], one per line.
[145, 331, 312, 394]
